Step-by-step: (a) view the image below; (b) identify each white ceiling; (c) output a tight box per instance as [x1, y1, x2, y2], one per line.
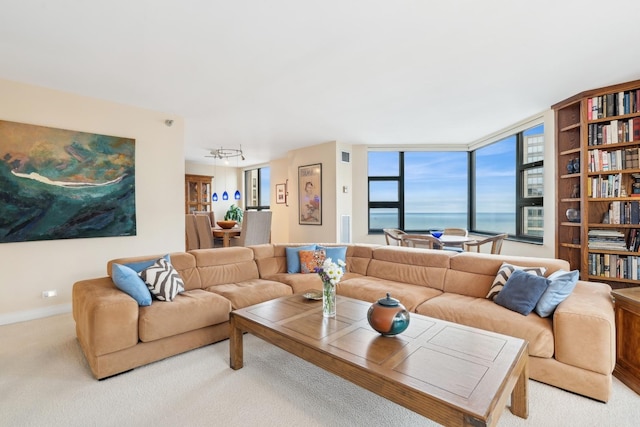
[1, 1, 640, 167]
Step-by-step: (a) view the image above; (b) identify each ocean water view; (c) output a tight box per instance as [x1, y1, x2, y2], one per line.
[370, 212, 516, 234]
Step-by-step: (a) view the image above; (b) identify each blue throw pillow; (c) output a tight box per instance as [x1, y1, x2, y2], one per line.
[124, 254, 171, 273]
[534, 270, 579, 318]
[112, 263, 152, 306]
[494, 269, 550, 315]
[317, 246, 347, 265]
[285, 245, 316, 273]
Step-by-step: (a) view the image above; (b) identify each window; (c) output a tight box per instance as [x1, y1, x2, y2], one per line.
[367, 122, 544, 242]
[472, 136, 516, 234]
[368, 151, 468, 232]
[244, 167, 270, 210]
[519, 125, 544, 238]
[471, 123, 544, 240]
[368, 152, 401, 230]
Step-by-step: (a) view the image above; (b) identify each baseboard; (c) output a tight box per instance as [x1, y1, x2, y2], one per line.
[0, 303, 72, 326]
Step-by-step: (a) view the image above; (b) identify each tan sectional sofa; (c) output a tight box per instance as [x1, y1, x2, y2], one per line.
[72, 243, 615, 402]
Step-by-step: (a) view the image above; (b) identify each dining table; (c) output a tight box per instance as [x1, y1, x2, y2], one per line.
[211, 227, 242, 247]
[438, 235, 475, 247]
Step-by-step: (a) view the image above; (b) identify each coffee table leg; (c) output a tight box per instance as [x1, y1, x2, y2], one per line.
[510, 357, 529, 419]
[229, 315, 244, 370]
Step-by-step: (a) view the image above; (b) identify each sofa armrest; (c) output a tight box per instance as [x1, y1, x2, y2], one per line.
[553, 281, 615, 375]
[72, 278, 139, 357]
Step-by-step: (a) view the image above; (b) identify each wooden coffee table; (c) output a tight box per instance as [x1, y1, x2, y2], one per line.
[230, 295, 528, 427]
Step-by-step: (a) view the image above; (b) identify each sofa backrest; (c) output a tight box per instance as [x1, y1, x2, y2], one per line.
[445, 252, 570, 298]
[190, 246, 260, 286]
[367, 246, 454, 290]
[107, 252, 202, 291]
[250, 243, 378, 278]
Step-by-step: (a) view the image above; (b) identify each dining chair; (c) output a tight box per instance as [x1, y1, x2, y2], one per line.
[236, 210, 272, 247]
[185, 214, 199, 251]
[443, 228, 468, 237]
[464, 233, 508, 254]
[194, 214, 215, 249]
[401, 234, 443, 250]
[383, 228, 407, 246]
[193, 210, 215, 225]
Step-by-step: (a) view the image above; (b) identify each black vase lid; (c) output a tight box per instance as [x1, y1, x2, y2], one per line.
[377, 292, 399, 307]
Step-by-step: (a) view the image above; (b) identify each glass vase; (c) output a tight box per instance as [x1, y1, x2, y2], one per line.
[322, 280, 336, 318]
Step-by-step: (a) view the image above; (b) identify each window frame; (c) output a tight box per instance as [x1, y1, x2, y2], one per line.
[368, 152, 404, 230]
[515, 131, 544, 242]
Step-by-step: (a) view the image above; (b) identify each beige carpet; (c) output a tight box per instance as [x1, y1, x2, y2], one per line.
[1, 313, 638, 427]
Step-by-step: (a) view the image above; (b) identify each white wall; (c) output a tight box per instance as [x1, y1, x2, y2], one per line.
[0, 79, 185, 324]
[269, 157, 290, 243]
[287, 141, 340, 243]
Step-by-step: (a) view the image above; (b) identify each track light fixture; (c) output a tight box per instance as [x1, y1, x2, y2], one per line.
[206, 145, 245, 161]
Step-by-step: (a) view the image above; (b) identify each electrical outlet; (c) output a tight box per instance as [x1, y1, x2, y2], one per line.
[42, 290, 57, 298]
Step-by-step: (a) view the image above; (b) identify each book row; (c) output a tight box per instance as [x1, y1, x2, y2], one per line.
[603, 201, 640, 225]
[588, 147, 640, 172]
[588, 253, 640, 281]
[587, 173, 627, 198]
[587, 90, 640, 120]
[587, 119, 640, 145]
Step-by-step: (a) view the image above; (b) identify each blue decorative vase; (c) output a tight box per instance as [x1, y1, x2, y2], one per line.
[367, 293, 410, 336]
[572, 158, 580, 173]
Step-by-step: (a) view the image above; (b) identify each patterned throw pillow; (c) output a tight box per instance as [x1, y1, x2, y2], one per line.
[139, 258, 185, 301]
[486, 263, 547, 300]
[299, 249, 326, 274]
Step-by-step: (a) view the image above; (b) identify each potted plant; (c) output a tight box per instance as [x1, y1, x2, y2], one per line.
[224, 204, 244, 223]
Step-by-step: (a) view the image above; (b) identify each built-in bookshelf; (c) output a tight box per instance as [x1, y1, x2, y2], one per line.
[554, 79, 640, 289]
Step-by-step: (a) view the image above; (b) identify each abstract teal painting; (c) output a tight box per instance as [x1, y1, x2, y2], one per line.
[0, 120, 136, 243]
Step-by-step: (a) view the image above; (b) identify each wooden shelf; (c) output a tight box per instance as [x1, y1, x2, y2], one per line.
[589, 274, 640, 284]
[588, 168, 640, 176]
[588, 223, 640, 228]
[559, 243, 581, 249]
[560, 123, 581, 132]
[560, 147, 581, 156]
[554, 79, 640, 288]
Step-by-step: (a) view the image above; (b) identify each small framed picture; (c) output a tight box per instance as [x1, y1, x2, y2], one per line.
[276, 183, 286, 204]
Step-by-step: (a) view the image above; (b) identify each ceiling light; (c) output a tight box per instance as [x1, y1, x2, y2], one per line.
[206, 145, 245, 161]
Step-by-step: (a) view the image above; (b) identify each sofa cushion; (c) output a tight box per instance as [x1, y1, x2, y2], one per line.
[494, 269, 550, 315]
[192, 247, 260, 285]
[416, 293, 554, 358]
[487, 262, 547, 300]
[205, 279, 293, 309]
[111, 263, 152, 306]
[139, 258, 185, 302]
[367, 246, 453, 291]
[318, 245, 348, 264]
[535, 269, 579, 318]
[299, 249, 326, 274]
[286, 245, 316, 273]
[338, 276, 442, 312]
[138, 289, 232, 342]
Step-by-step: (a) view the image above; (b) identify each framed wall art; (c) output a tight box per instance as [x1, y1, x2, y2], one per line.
[0, 119, 136, 243]
[275, 183, 287, 205]
[298, 163, 321, 225]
